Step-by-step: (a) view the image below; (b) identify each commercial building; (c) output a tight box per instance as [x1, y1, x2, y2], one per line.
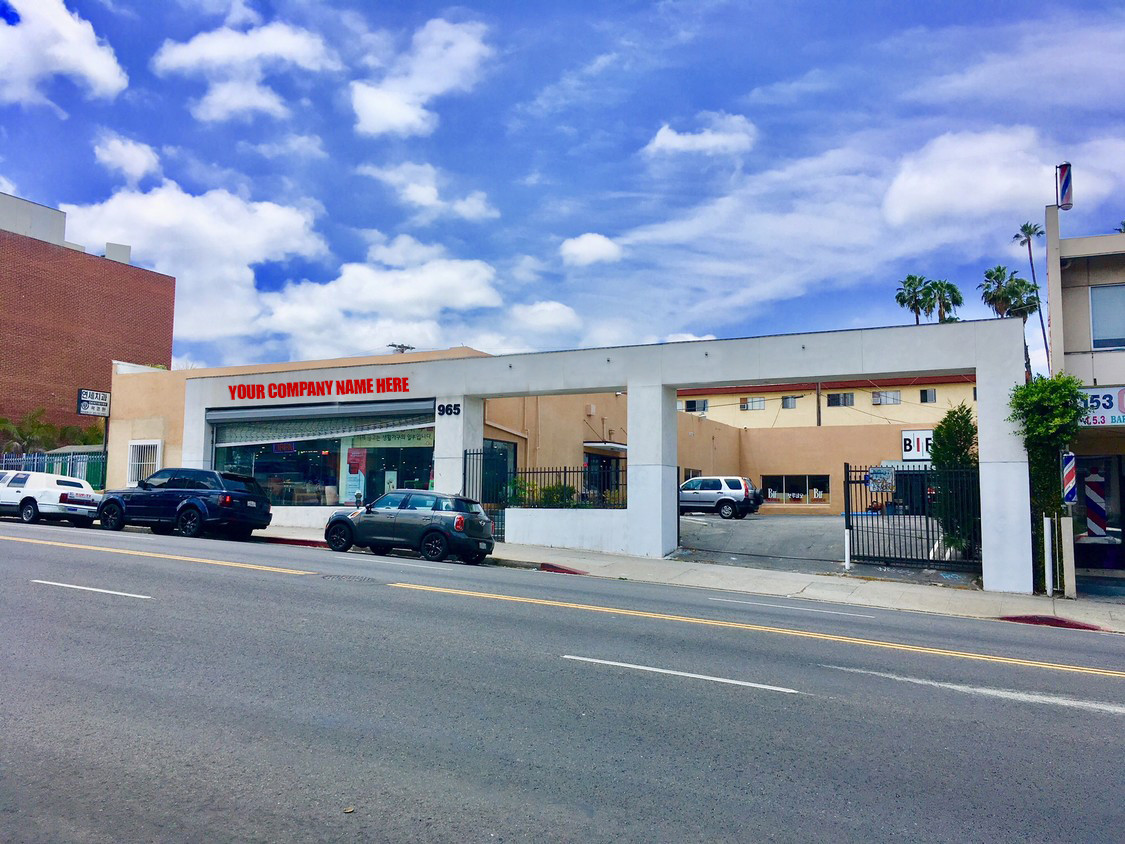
[0, 192, 174, 428]
[105, 319, 1033, 592]
[1046, 205, 1125, 580]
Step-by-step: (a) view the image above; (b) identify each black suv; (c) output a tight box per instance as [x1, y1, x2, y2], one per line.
[324, 489, 494, 564]
[98, 468, 272, 539]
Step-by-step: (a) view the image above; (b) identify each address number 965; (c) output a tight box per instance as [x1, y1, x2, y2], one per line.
[438, 403, 462, 416]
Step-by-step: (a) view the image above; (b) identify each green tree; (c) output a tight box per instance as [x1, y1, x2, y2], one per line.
[0, 408, 59, 453]
[979, 265, 1019, 318]
[1115, 221, 1125, 233]
[1013, 221, 1050, 366]
[894, 274, 928, 324]
[1008, 373, 1086, 592]
[930, 403, 978, 469]
[921, 278, 964, 323]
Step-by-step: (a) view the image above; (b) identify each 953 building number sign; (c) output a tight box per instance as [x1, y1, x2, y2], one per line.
[1079, 387, 1125, 427]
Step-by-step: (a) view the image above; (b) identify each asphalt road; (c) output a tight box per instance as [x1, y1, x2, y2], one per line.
[2, 520, 1123, 843]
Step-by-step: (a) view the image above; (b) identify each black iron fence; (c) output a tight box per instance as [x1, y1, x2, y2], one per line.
[509, 465, 627, 509]
[1, 451, 106, 489]
[843, 463, 981, 571]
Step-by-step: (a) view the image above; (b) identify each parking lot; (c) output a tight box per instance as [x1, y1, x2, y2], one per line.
[674, 512, 979, 587]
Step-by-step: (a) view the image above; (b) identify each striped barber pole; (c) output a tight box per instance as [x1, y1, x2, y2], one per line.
[1057, 161, 1073, 210]
[1062, 453, 1077, 504]
[1084, 472, 1107, 536]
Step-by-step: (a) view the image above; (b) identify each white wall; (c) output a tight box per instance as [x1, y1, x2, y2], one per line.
[505, 508, 630, 554]
[268, 505, 344, 529]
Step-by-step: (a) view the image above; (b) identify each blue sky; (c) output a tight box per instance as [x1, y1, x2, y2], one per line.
[2, 1, 1123, 369]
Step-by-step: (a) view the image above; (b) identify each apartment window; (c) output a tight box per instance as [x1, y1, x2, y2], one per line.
[1091, 284, 1125, 348]
[826, 392, 854, 407]
[781, 396, 798, 409]
[740, 397, 765, 411]
[676, 400, 684, 411]
[127, 440, 163, 486]
[872, 390, 901, 405]
[684, 399, 708, 412]
[920, 388, 937, 403]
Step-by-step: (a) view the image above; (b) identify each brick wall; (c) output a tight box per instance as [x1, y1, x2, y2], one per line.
[0, 230, 175, 428]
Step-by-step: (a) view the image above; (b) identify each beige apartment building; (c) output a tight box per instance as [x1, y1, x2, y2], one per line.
[1046, 205, 1125, 580]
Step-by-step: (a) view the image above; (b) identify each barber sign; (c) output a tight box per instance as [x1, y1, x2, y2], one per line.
[901, 429, 933, 461]
[1062, 452, 1077, 504]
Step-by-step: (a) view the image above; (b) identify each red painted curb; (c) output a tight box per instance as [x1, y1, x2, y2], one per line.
[260, 535, 327, 548]
[539, 562, 589, 575]
[999, 615, 1105, 632]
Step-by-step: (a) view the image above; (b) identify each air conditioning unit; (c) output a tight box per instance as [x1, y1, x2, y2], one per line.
[872, 394, 882, 405]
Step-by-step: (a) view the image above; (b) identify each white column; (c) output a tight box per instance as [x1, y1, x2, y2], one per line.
[977, 323, 1034, 593]
[626, 383, 678, 557]
[432, 395, 483, 495]
[1044, 204, 1064, 375]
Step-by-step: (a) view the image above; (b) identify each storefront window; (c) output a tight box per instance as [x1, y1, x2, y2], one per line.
[1073, 456, 1124, 572]
[216, 439, 340, 506]
[761, 474, 831, 504]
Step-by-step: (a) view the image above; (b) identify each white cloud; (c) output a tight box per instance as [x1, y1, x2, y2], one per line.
[0, 0, 127, 108]
[152, 22, 339, 121]
[510, 254, 546, 284]
[746, 69, 836, 105]
[61, 181, 327, 341]
[510, 301, 582, 333]
[0, 174, 17, 195]
[241, 133, 327, 159]
[94, 132, 161, 185]
[882, 127, 1056, 227]
[560, 232, 623, 266]
[350, 18, 491, 137]
[366, 233, 447, 267]
[664, 332, 716, 342]
[643, 112, 757, 156]
[359, 162, 499, 222]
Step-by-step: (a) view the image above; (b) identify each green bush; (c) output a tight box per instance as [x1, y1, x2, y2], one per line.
[539, 483, 577, 508]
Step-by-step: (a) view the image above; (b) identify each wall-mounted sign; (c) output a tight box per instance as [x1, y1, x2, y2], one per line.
[226, 376, 410, 401]
[867, 466, 895, 492]
[1078, 386, 1125, 427]
[901, 429, 933, 461]
[77, 388, 110, 417]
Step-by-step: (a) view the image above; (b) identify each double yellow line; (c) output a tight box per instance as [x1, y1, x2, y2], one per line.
[391, 583, 1125, 679]
[0, 534, 315, 575]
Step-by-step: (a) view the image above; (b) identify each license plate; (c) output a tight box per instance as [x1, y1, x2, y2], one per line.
[478, 541, 487, 550]
[247, 500, 256, 507]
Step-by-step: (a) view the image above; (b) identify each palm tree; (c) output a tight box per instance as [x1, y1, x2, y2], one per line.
[894, 274, 928, 324]
[922, 279, 964, 323]
[1013, 222, 1049, 366]
[979, 265, 1018, 318]
[0, 408, 58, 453]
[1115, 221, 1125, 234]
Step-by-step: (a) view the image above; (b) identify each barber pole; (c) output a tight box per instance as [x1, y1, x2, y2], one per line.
[1084, 471, 1107, 536]
[1057, 161, 1073, 210]
[1061, 452, 1077, 504]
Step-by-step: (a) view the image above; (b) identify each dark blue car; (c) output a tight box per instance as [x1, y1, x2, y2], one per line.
[98, 468, 272, 539]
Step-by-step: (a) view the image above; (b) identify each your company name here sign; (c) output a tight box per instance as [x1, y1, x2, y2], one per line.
[227, 376, 410, 401]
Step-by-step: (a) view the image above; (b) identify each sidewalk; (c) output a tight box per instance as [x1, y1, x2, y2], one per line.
[257, 524, 1125, 634]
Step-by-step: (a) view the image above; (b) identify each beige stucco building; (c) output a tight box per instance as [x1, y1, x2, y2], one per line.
[1046, 205, 1125, 581]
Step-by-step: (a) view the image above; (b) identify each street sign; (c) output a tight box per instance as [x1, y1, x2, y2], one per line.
[77, 388, 110, 417]
[901, 429, 933, 461]
[1061, 452, 1077, 504]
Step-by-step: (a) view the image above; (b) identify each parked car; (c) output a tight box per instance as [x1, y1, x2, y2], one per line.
[98, 468, 272, 539]
[0, 470, 101, 527]
[324, 489, 494, 564]
[744, 478, 765, 509]
[678, 475, 757, 519]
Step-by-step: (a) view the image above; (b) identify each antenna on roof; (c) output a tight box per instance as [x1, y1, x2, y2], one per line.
[387, 343, 415, 354]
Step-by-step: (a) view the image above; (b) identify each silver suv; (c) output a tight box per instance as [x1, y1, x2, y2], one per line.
[679, 476, 758, 519]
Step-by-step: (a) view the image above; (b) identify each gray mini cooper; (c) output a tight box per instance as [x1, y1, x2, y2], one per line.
[324, 489, 495, 564]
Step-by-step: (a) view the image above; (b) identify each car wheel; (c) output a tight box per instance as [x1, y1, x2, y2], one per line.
[733, 510, 747, 520]
[70, 517, 94, 528]
[420, 531, 448, 562]
[176, 507, 204, 538]
[151, 523, 174, 536]
[325, 522, 354, 553]
[717, 501, 736, 519]
[19, 500, 40, 524]
[464, 552, 486, 565]
[100, 502, 125, 531]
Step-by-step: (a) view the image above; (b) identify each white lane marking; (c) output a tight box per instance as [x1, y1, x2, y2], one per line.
[563, 655, 804, 695]
[363, 558, 447, 571]
[825, 666, 1125, 716]
[32, 580, 152, 600]
[710, 597, 876, 619]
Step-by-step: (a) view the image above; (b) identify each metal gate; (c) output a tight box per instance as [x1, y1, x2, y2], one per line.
[463, 449, 513, 541]
[843, 463, 982, 572]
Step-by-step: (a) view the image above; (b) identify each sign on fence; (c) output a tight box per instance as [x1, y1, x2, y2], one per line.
[866, 466, 895, 492]
[77, 388, 110, 417]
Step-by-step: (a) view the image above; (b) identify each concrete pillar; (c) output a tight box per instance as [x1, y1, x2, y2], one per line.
[626, 383, 678, 557]
[1044, 204, 1064, 375]
[432, 395, 483, 495]
[977, 321, 1034, 593]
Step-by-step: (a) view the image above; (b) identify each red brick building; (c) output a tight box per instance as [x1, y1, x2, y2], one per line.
[0, 194, 175, 429]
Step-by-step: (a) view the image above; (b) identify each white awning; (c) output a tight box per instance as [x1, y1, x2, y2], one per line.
[583, 441, 627, 452]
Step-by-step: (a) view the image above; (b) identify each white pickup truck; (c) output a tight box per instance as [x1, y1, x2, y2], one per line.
[0, 470, 101, 527]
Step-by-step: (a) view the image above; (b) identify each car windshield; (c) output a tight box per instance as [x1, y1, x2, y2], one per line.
[220, 473, 266, 495]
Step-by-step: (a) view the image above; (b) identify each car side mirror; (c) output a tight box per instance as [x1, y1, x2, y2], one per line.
[364, 504, 373, 513]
